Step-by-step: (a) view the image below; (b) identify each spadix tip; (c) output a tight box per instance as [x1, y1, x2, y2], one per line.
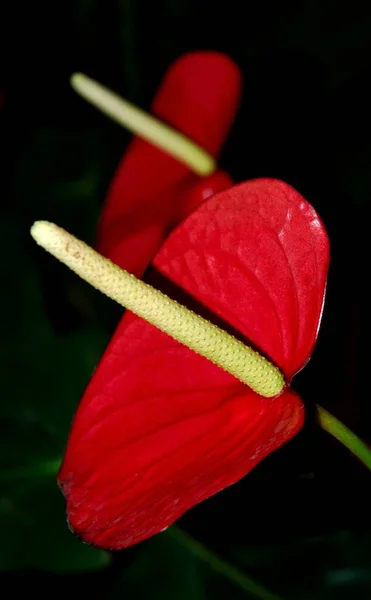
[30, 221, 65, 254]
[70, 72, 90, 94]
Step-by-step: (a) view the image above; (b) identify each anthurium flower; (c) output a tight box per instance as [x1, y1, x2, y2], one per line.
[72, 51, 241, 276]
[31, 178, 330, 550]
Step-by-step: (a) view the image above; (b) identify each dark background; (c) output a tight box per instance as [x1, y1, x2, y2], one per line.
[1, 0, 371, 598]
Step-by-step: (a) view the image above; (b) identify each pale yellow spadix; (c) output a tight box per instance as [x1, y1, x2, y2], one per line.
[70, 73, 217, 177]
[30, 221, 285, 398]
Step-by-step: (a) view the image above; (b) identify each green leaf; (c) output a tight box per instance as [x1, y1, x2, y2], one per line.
[0, 213, 109, 572]
[115, 532, 206, 599]
[0, 480, 109, 573]
[113, 526, 284, 600]
[227, 530, 371, 599]
[0, 217, 109, 442]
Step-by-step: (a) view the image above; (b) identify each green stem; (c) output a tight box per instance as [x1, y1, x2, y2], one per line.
[167, 526, 282, 600]
[316, 404, 371, 470]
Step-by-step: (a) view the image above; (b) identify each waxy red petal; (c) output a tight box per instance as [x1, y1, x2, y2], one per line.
[59, 315, 303, 550]
[58, 179, 328, 549]
[97, 51, 241, 275]
[154, 178, 330, 379]
[99, 169, 233, 276]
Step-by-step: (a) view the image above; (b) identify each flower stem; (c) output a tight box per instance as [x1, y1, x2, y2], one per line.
[316, 404, 371, 470]
[167, 526, 282, 600]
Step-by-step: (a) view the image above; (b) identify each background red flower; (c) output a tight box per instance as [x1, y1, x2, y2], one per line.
[97, 51, 241, 275]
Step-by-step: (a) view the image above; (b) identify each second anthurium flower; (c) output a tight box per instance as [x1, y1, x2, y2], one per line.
[90, 51, 242, 276]
[32, 52, 330, 550]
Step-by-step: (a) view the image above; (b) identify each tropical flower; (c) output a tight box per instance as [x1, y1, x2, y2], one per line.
[32, 175, 329, 549]
[34, 51, 371, 552]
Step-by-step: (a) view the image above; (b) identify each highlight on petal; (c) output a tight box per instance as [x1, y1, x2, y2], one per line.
[54, 179, 328, 550]
[154, 178, 330, 379]
[95, 51, 241, 274]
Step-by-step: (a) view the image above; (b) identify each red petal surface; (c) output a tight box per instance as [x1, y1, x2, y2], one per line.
[59, 315, 303, 550]
[100, 169, 232, 276]
[97, 51, 241, 275]
[154, 178, 330, 379]
[58, 179, 328, 549]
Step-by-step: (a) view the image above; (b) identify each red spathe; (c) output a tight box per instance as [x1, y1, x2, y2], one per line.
[97, 51, 241, 275]
[58, 179, 329, 549]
